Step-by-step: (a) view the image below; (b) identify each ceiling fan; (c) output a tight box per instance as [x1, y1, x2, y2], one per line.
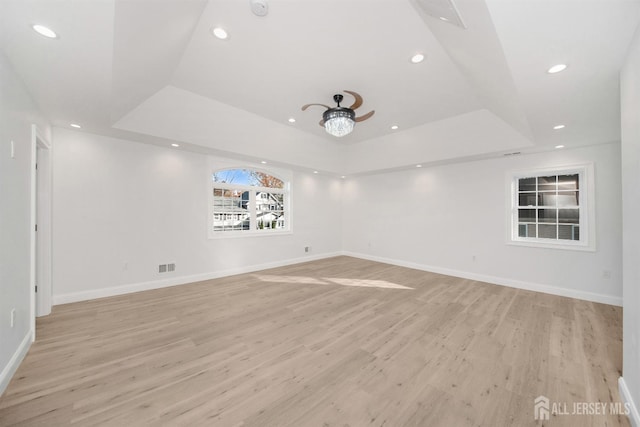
[301, 90, 375, 137]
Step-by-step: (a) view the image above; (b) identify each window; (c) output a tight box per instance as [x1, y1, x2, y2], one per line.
[509, 164, 595, 251]
[209, 167, 290, 237]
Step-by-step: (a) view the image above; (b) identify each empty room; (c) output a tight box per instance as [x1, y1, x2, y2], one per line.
[1, 0, 640, 426]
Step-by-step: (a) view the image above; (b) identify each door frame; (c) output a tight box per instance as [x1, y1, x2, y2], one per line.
[30, 124, 52, 340]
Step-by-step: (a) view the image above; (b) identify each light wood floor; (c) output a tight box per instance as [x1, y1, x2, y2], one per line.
[0, 256, 628, 426]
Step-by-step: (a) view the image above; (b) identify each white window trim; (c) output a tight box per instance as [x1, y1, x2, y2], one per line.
[506, 163, 596, 252]
[207, 160, 292, 239]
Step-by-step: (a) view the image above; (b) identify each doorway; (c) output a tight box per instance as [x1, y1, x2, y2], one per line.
[31, 124, 52, 335]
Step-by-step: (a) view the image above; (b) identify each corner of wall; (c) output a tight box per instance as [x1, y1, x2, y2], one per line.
[620, 377, 640, 427]
[0, 331, 32, 397]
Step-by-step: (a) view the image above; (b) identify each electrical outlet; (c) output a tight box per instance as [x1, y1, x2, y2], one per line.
[10, 309, 16, 328]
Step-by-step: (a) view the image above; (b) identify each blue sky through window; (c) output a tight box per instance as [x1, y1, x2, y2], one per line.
[213, 169, 254, 185]
[213, 169, 284, 188]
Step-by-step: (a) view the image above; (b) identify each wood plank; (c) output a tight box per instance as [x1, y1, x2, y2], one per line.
[0, 256, 629, 426]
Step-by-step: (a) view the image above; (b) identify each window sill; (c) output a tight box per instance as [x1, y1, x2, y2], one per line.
[208, 230, 293, 239]
[507, 238, 595, 252]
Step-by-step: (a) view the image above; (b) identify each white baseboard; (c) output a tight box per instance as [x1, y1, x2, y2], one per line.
[342, 251, 622, 306]
[53, 250, 622, 307]
[620, 377, 640, 427]
[0, 330, 33, 397]
[53, 252, 342, 305]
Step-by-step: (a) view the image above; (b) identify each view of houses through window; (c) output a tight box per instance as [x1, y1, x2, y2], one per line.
[212, 168, 287, 233]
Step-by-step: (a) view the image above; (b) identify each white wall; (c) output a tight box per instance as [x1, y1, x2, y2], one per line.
[51, 128, 343, 302]
[0, 52, 50, 394]
[620, 23, 640, 426]
[343, 143, 622, 305]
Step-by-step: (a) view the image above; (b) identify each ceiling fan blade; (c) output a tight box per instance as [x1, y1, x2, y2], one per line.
[318, 119, 325, 127]
[354, 110, 375, 122]
[344, 90, 363, 110]
[301, 103, 330, 111]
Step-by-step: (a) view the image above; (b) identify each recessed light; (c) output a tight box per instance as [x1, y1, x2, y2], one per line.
[288, 118, 296, 123]
[341, 176, 346, 179]
[555, 145, 565, 149]
[553, 124, 566, 130]
[70, 123, 81, 129]
[211, 27, 228, 40]
[313, 171, 318, 174]
[32, 24, 57, 39]
[171, 143, 180, 147]
[439, 16, 450, 22]
[547, 64, 567, 74]
[391, 125, 399, 130]
[416, 164, 422, 168]
[410, 53, 425, 64]
[261, 160, 267, 164]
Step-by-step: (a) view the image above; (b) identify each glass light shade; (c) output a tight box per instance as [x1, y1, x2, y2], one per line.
[323, 109, 355, 137]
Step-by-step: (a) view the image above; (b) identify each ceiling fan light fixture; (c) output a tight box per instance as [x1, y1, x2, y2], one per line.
[302, 91, 374, 137]
[323, 109, 355, 137]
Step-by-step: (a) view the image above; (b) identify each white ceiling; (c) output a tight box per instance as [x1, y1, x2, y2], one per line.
[1, 0, 639, 175]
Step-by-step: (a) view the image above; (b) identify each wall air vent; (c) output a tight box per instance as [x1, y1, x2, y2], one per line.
[413, 0, 466, 29]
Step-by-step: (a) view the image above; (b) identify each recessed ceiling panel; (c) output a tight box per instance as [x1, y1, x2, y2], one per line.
[170, 0, 482, 143]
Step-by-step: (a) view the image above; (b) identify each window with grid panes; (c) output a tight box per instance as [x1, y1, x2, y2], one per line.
[510, 165, 594, 250]
[209, 168, 290, 237]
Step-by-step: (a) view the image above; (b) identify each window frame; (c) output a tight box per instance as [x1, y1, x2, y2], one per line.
[507, 163, 596, 251]
[208, 163, 292, 239]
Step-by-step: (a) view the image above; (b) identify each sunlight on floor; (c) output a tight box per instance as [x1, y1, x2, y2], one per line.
[252, 274, 414, 290]
[252, 275, 327, 285]
[324, 277, 413, 289]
